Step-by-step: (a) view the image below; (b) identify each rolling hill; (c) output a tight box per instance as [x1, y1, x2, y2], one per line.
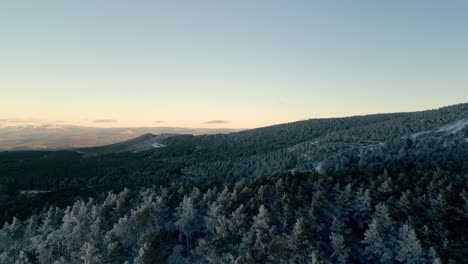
[1, 102, 467, 191]
[0, 103, 467, 263]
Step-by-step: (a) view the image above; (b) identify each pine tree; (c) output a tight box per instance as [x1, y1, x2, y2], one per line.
[398, 190, 413, 215]
[309, 251, 323, 264]
[308, 190, 326, 247]
[228, 204, 248, 244]
[80, 242, 103, 264]
[289, 217, 309, 262]
[362, 204, 396, 263]
[167, 245, 186, 264]
[396, 223, 424, 263]
[14, 251, 34, 264]
[353, 188, 372, 229]
[330, 232, 349, 264]
[362, 219, 393, 263]
[251, 205, 275, 260]
[174, 196, 199, 254]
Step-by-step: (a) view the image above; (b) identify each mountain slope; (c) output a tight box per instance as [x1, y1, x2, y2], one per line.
[1, 103, 467, 191]
[154, 103, 468, 178]
[0, 104, 467, 264]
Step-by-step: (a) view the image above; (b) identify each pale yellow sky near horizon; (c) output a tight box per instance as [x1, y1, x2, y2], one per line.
[1, 100, 465, 129]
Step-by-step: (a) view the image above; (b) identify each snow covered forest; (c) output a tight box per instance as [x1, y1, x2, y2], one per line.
[0, 103, 467, 263]
[1, 171, 466, 263]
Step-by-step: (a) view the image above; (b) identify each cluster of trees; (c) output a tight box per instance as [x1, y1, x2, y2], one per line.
[1, 104, 467, 193]
[1, 170, 466, 263]
[0, 103, 467, 262]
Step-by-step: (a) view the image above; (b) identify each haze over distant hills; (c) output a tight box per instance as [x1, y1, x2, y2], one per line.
[0, 125, 241, 151]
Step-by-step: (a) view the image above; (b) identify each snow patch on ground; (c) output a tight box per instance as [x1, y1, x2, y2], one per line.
[410, 119, 468, 139]
[411, 131, 432, 139]
[287, 147, 296, 152]
[437, 119, 468, 134]
[315, 163, 323, 173]
[19, 190, 51, 196]
[152, 142, 165, 148]
[465, 138, 468, 143]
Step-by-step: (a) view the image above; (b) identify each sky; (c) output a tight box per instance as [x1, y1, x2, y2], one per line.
[1, 1, 468, 129]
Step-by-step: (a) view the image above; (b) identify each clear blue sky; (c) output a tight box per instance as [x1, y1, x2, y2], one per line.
[1, 1, 467, 128]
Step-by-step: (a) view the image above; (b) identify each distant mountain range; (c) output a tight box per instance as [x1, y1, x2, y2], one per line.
[0, 125, 241, 151]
